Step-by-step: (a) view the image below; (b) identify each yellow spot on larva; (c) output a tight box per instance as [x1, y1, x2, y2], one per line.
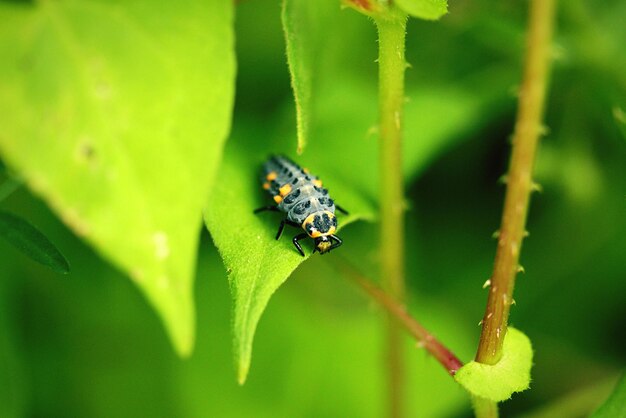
[303, 167, 310, 174]
[273, 195, 283, 204]
[263, 182, 270, 190]
[313, 179, 323, 188]
[266, 171, 277, 181]
[279, 184, 292, 196]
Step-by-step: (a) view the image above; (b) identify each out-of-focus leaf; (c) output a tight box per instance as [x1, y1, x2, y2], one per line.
[395, 0, 448, 21]
[455, 327, 533, 402]
[203, 124, 375, 384]
[0, 0, 236, 355]
[0, 178, 21, 202]
[590, 373, 626, 418]
[281, 0, 336, 154]
[0, 211, 69, 274]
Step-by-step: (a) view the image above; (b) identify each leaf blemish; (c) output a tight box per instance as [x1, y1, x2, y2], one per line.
[75, 138, 97, 164]
[131, 268, 145, 283]
[152, 231, 170, 260]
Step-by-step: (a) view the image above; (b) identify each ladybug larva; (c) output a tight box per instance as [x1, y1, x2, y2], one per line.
[254, 155, 348, 256]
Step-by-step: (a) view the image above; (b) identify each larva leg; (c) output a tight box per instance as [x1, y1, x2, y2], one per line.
[292, 233, 308, 257]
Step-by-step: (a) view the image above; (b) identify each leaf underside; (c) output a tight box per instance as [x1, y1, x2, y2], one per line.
[0, 0, 236, 356]
[455, 327, 533, 402]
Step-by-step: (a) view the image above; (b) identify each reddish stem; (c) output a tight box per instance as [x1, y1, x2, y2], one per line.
[338, 260, 463, 375]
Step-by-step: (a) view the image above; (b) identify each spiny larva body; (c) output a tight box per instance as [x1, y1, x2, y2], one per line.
[254, 155, 347, 256]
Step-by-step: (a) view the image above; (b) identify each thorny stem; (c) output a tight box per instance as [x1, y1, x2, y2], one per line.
[337, 259, 463, 376]
[475, 0, 556, 365]
[375, 12, 408, 418]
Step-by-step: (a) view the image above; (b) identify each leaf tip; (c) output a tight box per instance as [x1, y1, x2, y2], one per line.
[237, 360, 250, 385]
[58, 261, 71, 275]
[158, 298, 196, 359]
[170, 327, 195, 358]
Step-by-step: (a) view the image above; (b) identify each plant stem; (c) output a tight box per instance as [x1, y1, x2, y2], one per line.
[472, 396, 499, 418]
[375, 12, 408, 418]
[337, 259, 463, 375]
[475, 0, 556, 365]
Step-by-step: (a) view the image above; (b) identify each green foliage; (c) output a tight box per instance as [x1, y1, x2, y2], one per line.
[591, 374, 626, 418]
[282, 0, 335, 153]
[394, 0, 448, 20]
[0, 211, 69, 274]
[0, 0, 625, 416]
[0, 0, 235, 355]
[455, 327, 533, 402]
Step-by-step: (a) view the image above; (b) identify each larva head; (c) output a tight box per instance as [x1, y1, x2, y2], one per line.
[302, 211, 337, 253]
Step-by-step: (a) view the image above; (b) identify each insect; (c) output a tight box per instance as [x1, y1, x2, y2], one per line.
[254, 155, 348, 256]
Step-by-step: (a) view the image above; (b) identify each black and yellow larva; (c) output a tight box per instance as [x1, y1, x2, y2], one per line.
[254, 155, 348, 256]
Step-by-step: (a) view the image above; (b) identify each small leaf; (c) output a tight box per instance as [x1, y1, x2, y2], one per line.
[455, 327, 533, 402]
[0, 211, 70, 274]
[591, 373, 626, 418]
[281, 0, 335, 154]
[394, 0, 448, 20]
[0, 0, 236, 356]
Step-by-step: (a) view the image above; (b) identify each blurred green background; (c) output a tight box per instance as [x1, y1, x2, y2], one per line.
[1, 0, 625, 417]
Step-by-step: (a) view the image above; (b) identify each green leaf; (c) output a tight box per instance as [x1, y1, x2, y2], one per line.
[591, 373, 626, 418]
[394, 0, 448, 21]
[203, 122, 375, 384]
[455, 327, 533, 402]
[281, 0, 335, 154]
[0, 0, 236, 356]
[0, 211, 70, 274]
